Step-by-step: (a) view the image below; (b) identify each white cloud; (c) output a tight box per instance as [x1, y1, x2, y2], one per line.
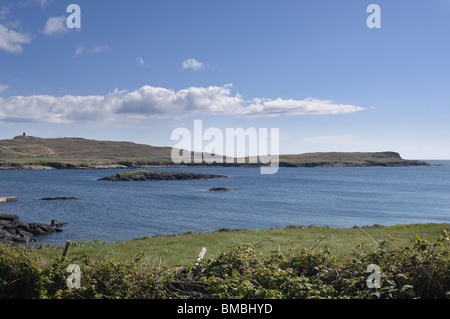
[240, 97, 365, 117]
[0, 92, 122, 124]
[0, 84, 366, 124]
[303, 135, 364, 145]
[137, 56, 149, 67]
[182, 58, 205, 71]
[74, 44, 110, 57]
[37, 0, 52, 7]
[88, 45, 109, 54]
[0, 84, 8, 92]
[0, 6, 11, 20]
[0, 24, 31, 53]
[74, 45, 83, 57]
[42, 16, 68, 36]
[19, 0, 52, 7]
[117, 84, 243, 116]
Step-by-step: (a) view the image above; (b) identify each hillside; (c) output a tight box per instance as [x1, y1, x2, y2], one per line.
[277, 151, 429, 167]
[0, 135, 173, 159]
[0, 135, 429, 169]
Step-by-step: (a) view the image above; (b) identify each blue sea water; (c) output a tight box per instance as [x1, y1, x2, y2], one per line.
[0, 161, 449, 246]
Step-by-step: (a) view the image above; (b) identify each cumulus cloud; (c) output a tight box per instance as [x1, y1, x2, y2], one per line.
[42, 16, 68, 35]
[117, 85, 243, 117]
[0, 84, 8, 92]
[0, 24, 31, 53]
[0, 90, 123, 124]
[182, 58, 205, 71]
[240, 97, 365, 117]
[0, 84, 366, 124]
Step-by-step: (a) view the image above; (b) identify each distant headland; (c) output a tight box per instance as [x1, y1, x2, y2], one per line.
[0, 135, 430, 169]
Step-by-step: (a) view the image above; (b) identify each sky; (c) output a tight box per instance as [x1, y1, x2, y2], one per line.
[0, 0, 449, 159]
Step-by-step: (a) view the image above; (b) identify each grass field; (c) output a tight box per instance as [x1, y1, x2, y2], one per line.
[31, 223, 449, 267]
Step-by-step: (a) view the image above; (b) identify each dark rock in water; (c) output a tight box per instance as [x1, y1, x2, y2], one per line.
[98, 170, 228, 181]
[0, 212, 65, 246]
[40, 197, 80, 200]
[0, 212, 19, 223]
[208, 187, 235, 192]
[51, 219, 68, 227]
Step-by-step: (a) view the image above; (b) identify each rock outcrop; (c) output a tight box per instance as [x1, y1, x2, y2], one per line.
[0, 212, 65, 246]
[208, 187, 235, 192]
[40, 197, 79, 200]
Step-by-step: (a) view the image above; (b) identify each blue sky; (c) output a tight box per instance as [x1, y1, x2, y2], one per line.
[0, 0, 449, 159]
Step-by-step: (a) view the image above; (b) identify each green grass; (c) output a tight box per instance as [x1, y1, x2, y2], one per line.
[276, 152, 428, 166]
[0, 136, 174, 159]
[31, 223, 449, 267]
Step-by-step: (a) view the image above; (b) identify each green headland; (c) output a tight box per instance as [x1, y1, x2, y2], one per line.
[0, 135, 429, 169]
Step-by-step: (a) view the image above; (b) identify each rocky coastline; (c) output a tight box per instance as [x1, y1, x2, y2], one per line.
[0, 212, 65, 246]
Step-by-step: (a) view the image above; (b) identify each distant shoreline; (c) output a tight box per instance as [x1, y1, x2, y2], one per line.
[0, 159, 431, 170]
[0, 136, 432, 169]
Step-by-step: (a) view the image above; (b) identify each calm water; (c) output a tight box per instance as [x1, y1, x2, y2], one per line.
[0, 161, 449, 246]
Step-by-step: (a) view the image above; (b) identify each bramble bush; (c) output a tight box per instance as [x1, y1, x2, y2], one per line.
[0, 231, 448, 299]
[0, 244, 43, 298]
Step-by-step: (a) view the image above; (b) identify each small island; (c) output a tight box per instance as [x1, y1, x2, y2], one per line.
[208, 187, 235, 192]
[40, 197, 80, 201]
[97, 170, 228, 181]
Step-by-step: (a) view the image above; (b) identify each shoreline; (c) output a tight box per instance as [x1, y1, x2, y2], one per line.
[0, 161, 433, 170]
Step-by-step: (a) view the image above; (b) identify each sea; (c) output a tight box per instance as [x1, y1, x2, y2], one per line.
[0, 161, 449, 246]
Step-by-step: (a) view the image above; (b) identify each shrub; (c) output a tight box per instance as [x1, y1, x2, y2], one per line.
[0, 231, 448, 299]
[0, 244, 43, 298]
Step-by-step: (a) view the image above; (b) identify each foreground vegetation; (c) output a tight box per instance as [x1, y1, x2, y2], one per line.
[0, 224, 448, 299]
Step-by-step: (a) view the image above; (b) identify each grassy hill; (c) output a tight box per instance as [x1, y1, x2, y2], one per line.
[277, 151, 428, 167]
[0, 135, 173, 159]
[0, 135, 429, 169]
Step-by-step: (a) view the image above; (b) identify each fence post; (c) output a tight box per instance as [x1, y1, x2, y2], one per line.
[195, 247, 207, 265]
[62, 240, 71, 257]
